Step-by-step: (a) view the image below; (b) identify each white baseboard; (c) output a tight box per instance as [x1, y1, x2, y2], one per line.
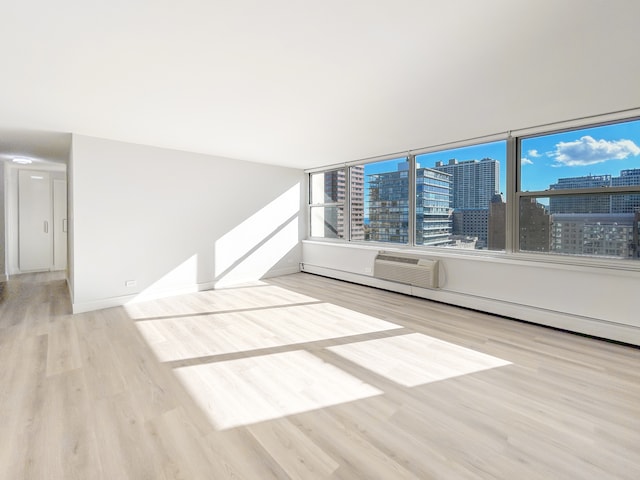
[72, 294, 136, 314]
[72, 281, 215, 314]
[301, 264, 640, 346]
[71, 265, 301, 314]
[262, 265, 301, 278]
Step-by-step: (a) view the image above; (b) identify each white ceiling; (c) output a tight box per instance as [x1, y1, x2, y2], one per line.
[1, 1, 639, 169]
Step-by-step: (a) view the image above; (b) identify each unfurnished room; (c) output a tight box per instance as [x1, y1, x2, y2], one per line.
[0, 1, 639, 479]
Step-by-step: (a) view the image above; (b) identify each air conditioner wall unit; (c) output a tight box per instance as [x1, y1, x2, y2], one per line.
[373, 251, 440, 289]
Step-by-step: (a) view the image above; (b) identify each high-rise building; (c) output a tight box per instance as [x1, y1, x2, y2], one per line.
[547, 169, 640, 257]
[368, 162, 451, 245]
[433, 158, 499, 246]
[551, 213, 635, 257]
[314, 166, 365, 240]
[550, 169, 640, 214]
[634, 212, 640, 258]
[549, 175, 612, 214]
[519, 198, 551, 252]
[416, 167, 452, 246]
[349, 166, 365, 240]
[488, 194, 506, 250]
[433, 158, 499, 209]
[612, 169, 640, 213]
[452, 209, 489, 248]
[612, 168, 640, 187]
[367, 163, 410, 243]
[321, 169, 346, 238]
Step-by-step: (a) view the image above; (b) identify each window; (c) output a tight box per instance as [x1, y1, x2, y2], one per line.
[519, 118, 640, 259]
[415, 140, 506, 250]
[309, 169, 346, 239]
[350, 157, 409, 244]
[308, 113, 640, 263]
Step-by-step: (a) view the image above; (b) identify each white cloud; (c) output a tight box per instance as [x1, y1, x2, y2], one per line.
[521, 158, 533, 165]
[551, 136, 640, 167]
[527, 149, 542, 158]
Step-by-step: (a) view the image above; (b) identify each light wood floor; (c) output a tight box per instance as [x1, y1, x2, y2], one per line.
[1, 271, 639, 479]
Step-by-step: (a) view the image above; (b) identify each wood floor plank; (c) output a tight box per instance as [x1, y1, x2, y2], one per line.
[289, 408, 421, 480]
[46, 315, 83, 376]
[25, 369, 102, 480]
[0, 334, 48, 480]
[1, 271, 639, 479]
[248, 418, 340, 480]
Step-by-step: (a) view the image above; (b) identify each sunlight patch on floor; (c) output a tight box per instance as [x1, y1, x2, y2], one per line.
[135, 302, 402, 362]
[328, 333, 511, 387]
[125, 284, 318, 320]
[174, 350, 383, 430]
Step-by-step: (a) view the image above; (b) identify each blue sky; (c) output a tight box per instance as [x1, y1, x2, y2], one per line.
[361, 118, 640, 201]
[520, 119, 640, 191]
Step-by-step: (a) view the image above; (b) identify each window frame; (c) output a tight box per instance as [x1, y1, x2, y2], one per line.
[412, 138, 508, 251]
[515, 116, 640, 259]
[306, 110, 640, 269]
[308, 168, 348, 242]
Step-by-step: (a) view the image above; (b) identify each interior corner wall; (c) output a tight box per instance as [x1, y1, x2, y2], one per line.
[69, 135, 305, 313]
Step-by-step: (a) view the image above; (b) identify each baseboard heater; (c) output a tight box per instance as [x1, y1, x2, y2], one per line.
[373, 251, 440, 289]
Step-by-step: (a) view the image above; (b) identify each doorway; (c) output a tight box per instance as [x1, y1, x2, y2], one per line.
[6, 164, 68, 274]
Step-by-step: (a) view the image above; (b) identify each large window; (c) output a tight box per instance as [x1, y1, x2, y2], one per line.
[308, 114, 640, 263]
[519, 118, 640, 259]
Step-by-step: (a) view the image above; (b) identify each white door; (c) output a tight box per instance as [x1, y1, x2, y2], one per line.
[53, 179, 67, 271]
[18, 170, 52, 271]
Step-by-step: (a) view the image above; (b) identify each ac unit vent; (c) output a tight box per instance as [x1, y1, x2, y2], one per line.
[373, 252, 440, 289]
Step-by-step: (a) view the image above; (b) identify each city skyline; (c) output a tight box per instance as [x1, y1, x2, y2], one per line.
[352, 119, 640, 203]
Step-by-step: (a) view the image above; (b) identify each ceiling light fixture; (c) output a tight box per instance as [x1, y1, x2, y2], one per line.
[12, 157, 33, 165]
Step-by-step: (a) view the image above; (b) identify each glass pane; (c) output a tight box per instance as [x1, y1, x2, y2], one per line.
[310, 169, 346, 204]
[520, 119, 640, 192]
[519, 195, 640, 259]
[353, 157, 409, 244]
[415, 141, 506, 250]
[310, 206, 345, 239]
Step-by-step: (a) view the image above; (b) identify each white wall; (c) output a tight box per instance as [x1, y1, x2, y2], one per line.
[67, 146, 75, 299]
[70, 135, 305, 313]
[302, 242, 640, 346]
[0, 164, 5, 281]
[4, 162, 66, 275]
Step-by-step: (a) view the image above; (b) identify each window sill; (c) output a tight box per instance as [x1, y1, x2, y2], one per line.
[303, 239, 640, 276]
